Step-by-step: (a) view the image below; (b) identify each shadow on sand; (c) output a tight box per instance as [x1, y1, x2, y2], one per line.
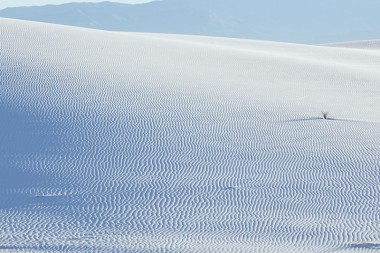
[347, 243, 380, 249]
[284, 117, 379, 124]
[284, 117, 322, 122]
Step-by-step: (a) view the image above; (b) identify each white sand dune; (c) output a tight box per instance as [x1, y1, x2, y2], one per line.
[322, 40, 380, 50]
[0, 18, 379, 253]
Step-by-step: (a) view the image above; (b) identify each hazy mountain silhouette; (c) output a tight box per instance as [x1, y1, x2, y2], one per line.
[1, 0, 380, 43]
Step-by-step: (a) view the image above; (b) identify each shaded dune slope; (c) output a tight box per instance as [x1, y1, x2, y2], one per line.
[0, 18, 379, 252]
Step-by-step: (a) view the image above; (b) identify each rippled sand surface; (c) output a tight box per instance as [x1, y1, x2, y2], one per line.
[1, 18, 379, 252]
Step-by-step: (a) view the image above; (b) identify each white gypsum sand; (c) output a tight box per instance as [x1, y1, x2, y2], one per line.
[0, 18, 379, 252]
[321, 40, 380, 50]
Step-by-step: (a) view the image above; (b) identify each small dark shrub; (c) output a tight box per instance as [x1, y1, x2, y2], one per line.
[321, 111, 329, 119]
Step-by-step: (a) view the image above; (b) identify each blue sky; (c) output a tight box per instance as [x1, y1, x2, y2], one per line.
[0, 0, 155, 9]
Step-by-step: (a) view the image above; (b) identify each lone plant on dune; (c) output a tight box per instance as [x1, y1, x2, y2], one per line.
[321, 111, 329, 120]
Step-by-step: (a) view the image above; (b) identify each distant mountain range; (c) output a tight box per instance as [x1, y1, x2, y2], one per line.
[1, 0, 380, 44]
